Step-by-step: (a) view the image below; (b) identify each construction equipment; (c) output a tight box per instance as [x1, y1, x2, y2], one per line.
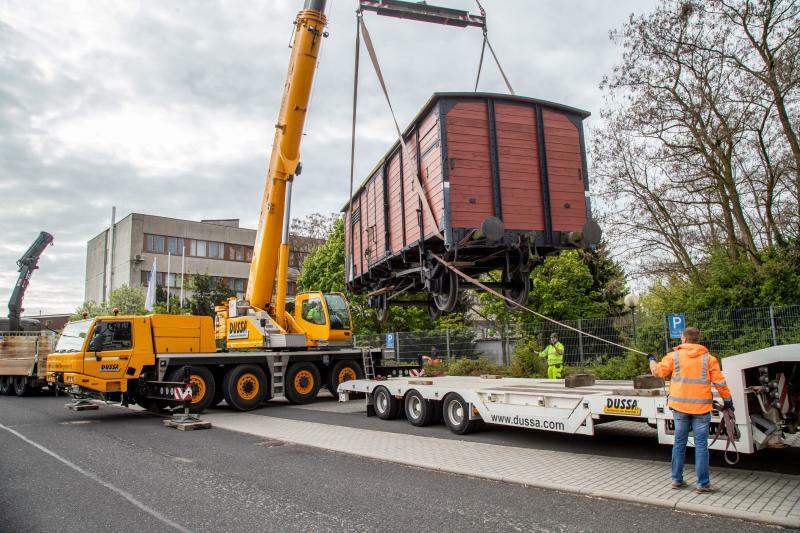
[46, 1, 422, 412]
[1, 231, 53, 332]
[339, 344, 800, 455]
[0, 231, 55, 396]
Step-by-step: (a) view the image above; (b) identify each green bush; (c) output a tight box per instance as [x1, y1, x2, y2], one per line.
[508, 336, 547, 378]
[446, 357, 507, 377]
[584, 352, 649, 380]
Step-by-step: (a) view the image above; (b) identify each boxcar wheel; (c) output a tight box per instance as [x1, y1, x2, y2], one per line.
[404, 389, 438, 427]
[285, 362, 321, 405]
[427, 299, 442, 320]
[375, 293, 390, 322]
[442, 393, 481, 435]
[502, 269, 531, 308]
[373, 386, 401, 420]
[167, 366, 216, 413]
[223, 364, 267, 411]
[432, 270, 459, 312]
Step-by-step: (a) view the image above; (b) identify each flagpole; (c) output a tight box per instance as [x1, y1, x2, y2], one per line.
[180, 246, 185, 310]
[166, 251, 171, 313]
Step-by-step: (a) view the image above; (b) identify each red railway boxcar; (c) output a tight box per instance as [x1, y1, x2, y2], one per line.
[343, 92, 601, 320]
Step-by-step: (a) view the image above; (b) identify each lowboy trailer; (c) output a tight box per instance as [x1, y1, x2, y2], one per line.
[338, 344, 799, 455]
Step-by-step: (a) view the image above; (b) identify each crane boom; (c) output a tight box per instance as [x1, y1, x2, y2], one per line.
[5, 231, 53, 332]
[246, 0, 328, 318]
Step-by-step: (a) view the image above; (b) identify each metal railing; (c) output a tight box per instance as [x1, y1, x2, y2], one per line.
[353, 304, 800, 366]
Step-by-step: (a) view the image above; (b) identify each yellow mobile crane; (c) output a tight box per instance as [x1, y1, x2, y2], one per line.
[47, 1, 423, 413]
[216, 0, 352, 351]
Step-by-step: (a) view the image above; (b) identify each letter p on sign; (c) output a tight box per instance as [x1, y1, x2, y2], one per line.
[667, 314, 685, 339]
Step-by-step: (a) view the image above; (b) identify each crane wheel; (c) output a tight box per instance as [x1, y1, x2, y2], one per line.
[13, 376, 31, 397]
[285, 362, 321, 405]
[0, 376, 12, 396]
[404, 389, 438, 427]
[373, 386, 401, 420]
[223, 365, 267, 411]
[442, 393, 482, 435]
[327, 361, 363, 395]
[167, 366, 216, 413]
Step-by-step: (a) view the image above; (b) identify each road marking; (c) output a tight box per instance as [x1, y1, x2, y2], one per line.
[0, 422, 192, 533]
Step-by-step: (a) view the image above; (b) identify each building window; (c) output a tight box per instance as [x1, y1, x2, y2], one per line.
[167, 237, 184, 255]
[146, 234, 165, 253]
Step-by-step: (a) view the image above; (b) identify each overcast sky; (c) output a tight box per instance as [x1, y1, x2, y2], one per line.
[1, 0, 658, 315]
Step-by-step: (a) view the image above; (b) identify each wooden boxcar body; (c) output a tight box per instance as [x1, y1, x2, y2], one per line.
[344, 93, 600, 318]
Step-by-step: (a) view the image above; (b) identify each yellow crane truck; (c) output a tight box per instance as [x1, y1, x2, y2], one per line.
[46, 0, 420, 412]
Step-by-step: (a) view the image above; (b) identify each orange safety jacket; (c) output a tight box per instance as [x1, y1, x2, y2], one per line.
[652, 343, 732, 414]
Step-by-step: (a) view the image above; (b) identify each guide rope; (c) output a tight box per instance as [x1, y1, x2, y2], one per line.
[430, 253, 649, 356]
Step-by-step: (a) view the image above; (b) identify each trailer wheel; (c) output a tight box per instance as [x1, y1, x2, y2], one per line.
[12, 376, 31, 397]
[167, 366, 215, 413]
[373, 386, 401, 420]
[442, 393, 481, 435]
[222, 365, 267, 411]
[0, 376, 12, 396]
[404, 390, 438, 427]
[285, 362, 321, 405]
[327, 361, 364, 394]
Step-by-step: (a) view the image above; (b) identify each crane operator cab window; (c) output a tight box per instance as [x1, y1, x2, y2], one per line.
[87, 321, 133, 352]
[324, 294, 351, 330]
[302, 297, 326, 326]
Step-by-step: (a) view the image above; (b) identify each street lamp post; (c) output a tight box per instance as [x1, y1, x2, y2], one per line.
[624, 293, 640, 346]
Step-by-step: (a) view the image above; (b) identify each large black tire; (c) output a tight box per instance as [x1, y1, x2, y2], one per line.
[13, 376, 31, 397]
[404, 389, 439, 427]
[0, 376, 12, 396]
[167, 366, 216, 413]
[502, 268, 531, 309]
[442, 393, 482, 435]
[285, 362, 321, 405]
[373, 385, 401, 420]
[223, 364, 267, 411]
[327, 360, 364, 395]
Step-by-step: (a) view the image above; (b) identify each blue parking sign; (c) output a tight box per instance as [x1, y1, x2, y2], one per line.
[667, 314, 685, 339]
[385, 333, 395, 349]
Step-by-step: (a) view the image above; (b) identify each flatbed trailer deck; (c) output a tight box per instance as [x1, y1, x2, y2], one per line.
[338, 345, 800, 455]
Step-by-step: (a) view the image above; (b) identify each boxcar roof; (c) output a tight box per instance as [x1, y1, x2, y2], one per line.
[341, 92, 591, 210]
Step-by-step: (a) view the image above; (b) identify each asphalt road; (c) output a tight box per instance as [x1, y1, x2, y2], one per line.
[0, 395, 790, 533]
[246, 392, 800, 476]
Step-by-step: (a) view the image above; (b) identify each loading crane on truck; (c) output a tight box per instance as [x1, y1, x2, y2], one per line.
[1, 231, 53, 332]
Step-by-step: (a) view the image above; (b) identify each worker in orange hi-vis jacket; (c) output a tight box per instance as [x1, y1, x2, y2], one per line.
[648, 326, 733, 494]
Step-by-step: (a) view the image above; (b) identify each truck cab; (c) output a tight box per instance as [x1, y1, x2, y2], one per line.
[47, 315, 215, 398]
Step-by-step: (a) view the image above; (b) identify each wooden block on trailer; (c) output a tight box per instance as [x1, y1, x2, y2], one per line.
[408, 379, 434, 385]
[65, 403, 99, 411]
[480, 374, 503, 380]
[162, 419, 212, 431]
[612, 388, 663, 396]
[565, 374, 596, 388]
[633, 375, 665, 390]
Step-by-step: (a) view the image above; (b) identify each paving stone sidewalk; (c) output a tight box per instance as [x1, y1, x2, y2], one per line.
[202, 411, 800, 528]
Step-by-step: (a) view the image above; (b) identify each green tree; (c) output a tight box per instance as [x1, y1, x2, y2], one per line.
[188, 274, 236, 317]
[71, 284, 147, 319]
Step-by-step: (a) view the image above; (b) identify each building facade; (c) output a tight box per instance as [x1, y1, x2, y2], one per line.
[85, 213, 321, 304]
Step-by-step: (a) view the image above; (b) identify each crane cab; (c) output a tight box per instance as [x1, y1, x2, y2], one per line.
[288, 292, 353, 346]
[218, 292, 353, 350]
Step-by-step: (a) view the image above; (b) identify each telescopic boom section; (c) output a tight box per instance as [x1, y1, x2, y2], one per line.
[7, 231, 53, 331]
[246, 0, 328, 313]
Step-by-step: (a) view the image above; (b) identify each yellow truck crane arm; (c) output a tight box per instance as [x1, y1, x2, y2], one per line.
[247, 0, 328, 320]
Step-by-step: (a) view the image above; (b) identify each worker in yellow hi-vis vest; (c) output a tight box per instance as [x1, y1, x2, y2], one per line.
[539, 333, 565, 379]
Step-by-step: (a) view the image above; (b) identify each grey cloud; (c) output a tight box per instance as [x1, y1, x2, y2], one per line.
[1, 0, 656, 314]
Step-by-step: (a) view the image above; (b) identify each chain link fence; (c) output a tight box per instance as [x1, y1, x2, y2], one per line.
[354, 304, 800, 366]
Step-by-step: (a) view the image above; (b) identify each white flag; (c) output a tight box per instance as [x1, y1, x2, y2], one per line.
[144, 258, 157, 311]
